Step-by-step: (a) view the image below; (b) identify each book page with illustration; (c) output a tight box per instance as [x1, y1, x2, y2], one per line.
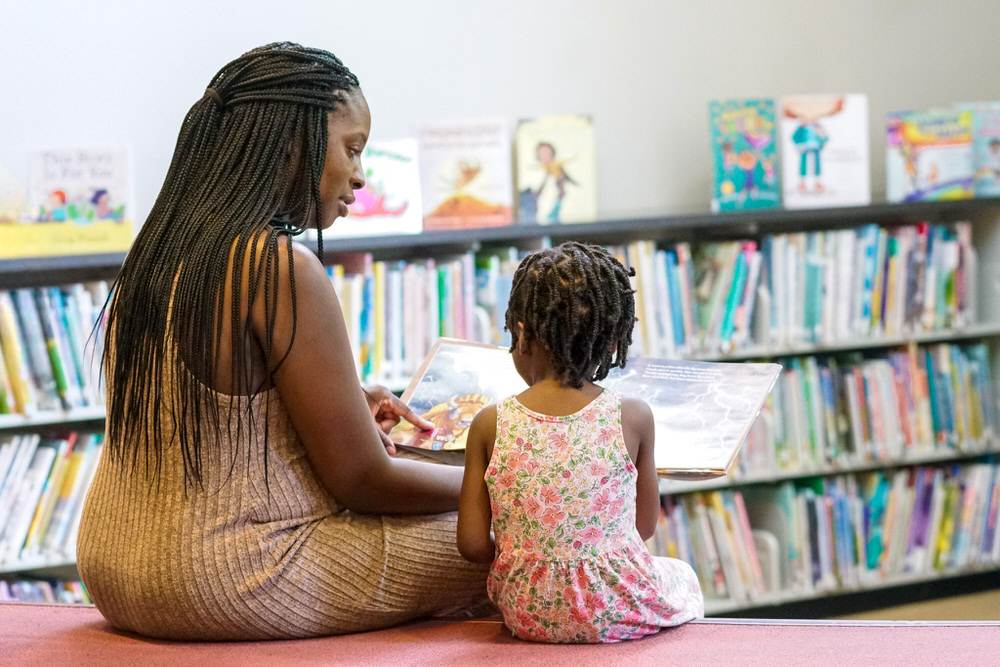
[390, 338, 781, 478]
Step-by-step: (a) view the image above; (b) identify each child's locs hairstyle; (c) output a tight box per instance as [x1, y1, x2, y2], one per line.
[505, 242, 636, 388]
[103, 42, 359, 487]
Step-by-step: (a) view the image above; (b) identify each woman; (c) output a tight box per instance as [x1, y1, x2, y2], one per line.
[77, 42, 490, 641]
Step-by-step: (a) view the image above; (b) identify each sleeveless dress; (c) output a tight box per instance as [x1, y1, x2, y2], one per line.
[76, 341, 490, 641]
[485, 391, 704, 643]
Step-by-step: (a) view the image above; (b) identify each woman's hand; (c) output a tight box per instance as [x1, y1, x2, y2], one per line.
[363, 385, 435, 455]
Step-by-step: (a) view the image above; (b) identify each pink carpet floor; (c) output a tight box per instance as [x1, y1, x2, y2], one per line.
[1, 602, 998, 666]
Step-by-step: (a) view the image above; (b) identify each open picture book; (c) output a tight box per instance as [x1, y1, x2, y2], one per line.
[389, 338, 782, 480]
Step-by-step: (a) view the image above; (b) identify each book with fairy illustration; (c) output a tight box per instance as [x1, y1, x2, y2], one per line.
[514, 113, 597, 224]
[389, 338, 781, 479]
[709, 98, 780, 212]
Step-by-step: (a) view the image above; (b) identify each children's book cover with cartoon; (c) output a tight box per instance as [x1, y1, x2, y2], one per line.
[886, 109, 974, 202]
[415, 118, 513, 230]
[307, 138, 422, 240]
[709, 99, 780, 212]
[779, 94, 870, 209]
[514, 113, 597, 224]
[0, 147, 134, 258]
[963, 103, 1000, 197]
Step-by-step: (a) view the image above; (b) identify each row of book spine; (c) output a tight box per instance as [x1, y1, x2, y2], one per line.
[646, 488, 771, 607]
[0, 577, 90, 604]
[746, 462, 1000, 595]
[321, 220, 976, 384]
[0, 431, 104, 569]
[0, 282, 108, 415]
[648, 459, 1000, 607]
[735, 341, 996, 478]
[327, 252, 493, 385]
[622, 220, 974, 358]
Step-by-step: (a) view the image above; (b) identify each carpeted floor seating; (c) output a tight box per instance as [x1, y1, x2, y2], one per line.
[2, 602, 998, 666]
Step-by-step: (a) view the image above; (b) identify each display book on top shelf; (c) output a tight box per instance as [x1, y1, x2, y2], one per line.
[3, 199, 1000, 613]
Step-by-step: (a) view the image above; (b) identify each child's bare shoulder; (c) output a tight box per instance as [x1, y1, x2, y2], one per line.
[469, 403, 498, 431]
[619, 394, 653, 420]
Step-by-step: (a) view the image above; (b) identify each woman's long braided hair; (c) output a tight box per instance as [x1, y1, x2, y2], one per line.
[505, 241, 636, 388]
[102, 42, 359, 486]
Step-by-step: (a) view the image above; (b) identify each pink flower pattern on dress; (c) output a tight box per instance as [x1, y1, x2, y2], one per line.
[485, 391, 704, 644]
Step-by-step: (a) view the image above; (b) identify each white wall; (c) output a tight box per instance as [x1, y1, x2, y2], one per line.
[3, 0, 998, 224]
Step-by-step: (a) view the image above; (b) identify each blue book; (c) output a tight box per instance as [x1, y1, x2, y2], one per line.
[803, 232, 823, 341]
[718, 248, 748, 351]
[663, 250, 686, 349]
[855, 224, 880, 336]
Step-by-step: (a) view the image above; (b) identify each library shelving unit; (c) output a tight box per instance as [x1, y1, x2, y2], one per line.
[2, 198, 1000, 613]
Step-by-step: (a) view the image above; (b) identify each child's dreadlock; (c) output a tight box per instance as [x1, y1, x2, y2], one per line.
[505, 241, 636, 388]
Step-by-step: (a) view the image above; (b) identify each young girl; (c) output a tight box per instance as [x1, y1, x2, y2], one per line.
[457, 241, 704, 643]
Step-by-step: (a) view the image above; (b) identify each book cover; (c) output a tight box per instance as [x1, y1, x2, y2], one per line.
[709, 99, 780, 212]
[779, 94, 871, 209]
[514, 113, 597, 224]
[390, 338, 781, 478]
[886, 109, 974, 202]
[967, 104, 1000, 197]
[415, 118, 513, 230]
[0, 147, 134, 259]
[310, 138, 423, 240]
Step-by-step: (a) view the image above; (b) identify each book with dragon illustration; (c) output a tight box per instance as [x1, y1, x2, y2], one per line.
[415, 118, 514, 230]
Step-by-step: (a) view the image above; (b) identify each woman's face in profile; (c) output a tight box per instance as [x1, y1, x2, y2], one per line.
[318, 88, 371, 228]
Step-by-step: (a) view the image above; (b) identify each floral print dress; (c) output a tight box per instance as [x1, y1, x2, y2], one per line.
[485, 390, 704, 643]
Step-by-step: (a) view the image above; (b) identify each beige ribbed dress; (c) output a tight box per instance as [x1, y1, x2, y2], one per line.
[76, 356, 490, 640]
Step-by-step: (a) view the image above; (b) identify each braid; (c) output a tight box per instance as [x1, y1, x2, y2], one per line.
[100, 42, 359, 487]
[505, 242, 636, 388]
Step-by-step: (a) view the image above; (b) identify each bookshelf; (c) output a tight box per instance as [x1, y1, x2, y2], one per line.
[2, 198, 1000, 613]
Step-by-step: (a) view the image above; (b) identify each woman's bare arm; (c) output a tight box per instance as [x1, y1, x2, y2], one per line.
[257, 238, 463, 515]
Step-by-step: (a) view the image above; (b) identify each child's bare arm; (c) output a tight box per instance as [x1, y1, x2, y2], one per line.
[621, 396, 660, 541]
[457, 405, 497, 563]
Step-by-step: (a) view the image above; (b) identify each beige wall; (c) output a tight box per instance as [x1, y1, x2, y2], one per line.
[3, 0, 998, 223]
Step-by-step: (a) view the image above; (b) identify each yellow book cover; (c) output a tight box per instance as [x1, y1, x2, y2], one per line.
[2, 146, 134, 258]
[514, 113, 597, 224]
